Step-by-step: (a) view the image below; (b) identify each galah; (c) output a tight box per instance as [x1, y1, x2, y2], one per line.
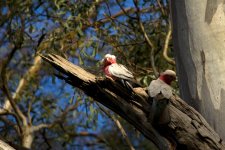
[101, 54, 139, 89]
[148, 70, 176, 125]
[148, 69, 176, 99]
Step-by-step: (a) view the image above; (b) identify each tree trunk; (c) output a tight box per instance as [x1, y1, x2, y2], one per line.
[171, 0, 225, 140]
[22, 127, 34, 149]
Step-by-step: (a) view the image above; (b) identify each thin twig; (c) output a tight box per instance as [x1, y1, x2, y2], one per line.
[0, 56, 42, 115]
[0, 116, 20, 135]
[114, 41, 145, 47]
[42, 129, 52, 150]
[0, 33, 46, 114]
[95, 7, 161, 28]
[157, 0, 166, 16]
[97, 103, 135, 150]
[27, 98, 33, 125]
[115, 0, 137, 20]
[31, 101, 80, 133]
[31, 123, 52, 133]
[0, 43, 28, 129]
[104, 1, 112, 17]
[63, 129, 107, 144]
[162, 21, 175, 65]
[133, 0, 159, 78]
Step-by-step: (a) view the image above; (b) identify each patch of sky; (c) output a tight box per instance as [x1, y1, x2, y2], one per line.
[1, 6, 8, 15]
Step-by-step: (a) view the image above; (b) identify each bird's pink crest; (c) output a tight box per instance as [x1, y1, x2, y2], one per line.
[102, 54, 117, 77]
[102, 54, 117, 67]
[159, 70, 176, 85]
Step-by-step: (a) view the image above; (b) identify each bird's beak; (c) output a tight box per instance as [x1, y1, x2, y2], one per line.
[100, 58, 105, 65]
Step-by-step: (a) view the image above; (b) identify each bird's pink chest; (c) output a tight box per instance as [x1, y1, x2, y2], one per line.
[104, 66, 112, 77]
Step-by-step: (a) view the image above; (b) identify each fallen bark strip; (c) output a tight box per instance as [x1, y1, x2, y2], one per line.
[41, 54, 225, 150]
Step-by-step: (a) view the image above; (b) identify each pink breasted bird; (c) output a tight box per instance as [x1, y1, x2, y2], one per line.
[148, 70, 176, 125]
[101, 54, 140, 89]
[148, 70, 176, 99]
[102, 54, 133, 80]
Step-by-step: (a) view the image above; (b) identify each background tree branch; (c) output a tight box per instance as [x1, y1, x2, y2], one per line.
[97, 104, 135, 150]
[162, 21, 175, 65]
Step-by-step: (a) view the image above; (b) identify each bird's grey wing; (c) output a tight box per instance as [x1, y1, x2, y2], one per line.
[148, 79, 162, 97]
[108, 64, 134, 80]
[148, 79, 173, 99]
[160, 83, 173, 99]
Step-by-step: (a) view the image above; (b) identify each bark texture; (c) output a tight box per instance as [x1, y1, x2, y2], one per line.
[0, 140, 15, 150]
[171, 0, 225, 140]
[41, 54, 225, 150]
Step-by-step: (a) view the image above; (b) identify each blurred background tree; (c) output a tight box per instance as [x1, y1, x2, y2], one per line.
[0, 0, 174, 149]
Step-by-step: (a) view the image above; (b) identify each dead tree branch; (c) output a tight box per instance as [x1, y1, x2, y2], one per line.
[0, 140, 15, 150]
[41, 54, 225, 150]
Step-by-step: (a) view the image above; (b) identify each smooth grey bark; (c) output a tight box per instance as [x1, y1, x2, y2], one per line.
[171, 0, 225, 140]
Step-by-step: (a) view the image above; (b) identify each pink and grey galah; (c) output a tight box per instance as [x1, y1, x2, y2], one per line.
[101, 54, 139, 89]
[148, 70, 176, 125]
[148, 69, 176, 99]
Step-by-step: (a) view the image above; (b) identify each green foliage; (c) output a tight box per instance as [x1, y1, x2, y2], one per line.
[0, 0, 175, 149]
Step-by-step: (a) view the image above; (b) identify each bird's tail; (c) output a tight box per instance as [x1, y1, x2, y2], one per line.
[116, 79, 141, 90]
[114, 79, 150, 114]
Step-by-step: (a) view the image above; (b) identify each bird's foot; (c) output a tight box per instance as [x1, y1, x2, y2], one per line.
[95, 76, 114, 81]
[95, 76, 105, 81]
[105, 76, 115, 81]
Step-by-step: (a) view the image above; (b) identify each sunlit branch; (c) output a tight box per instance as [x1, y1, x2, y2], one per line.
[114, 41, 145, 47]
[66, 131, 106, 144]
[0, 56, 42, 115]
[157, 0, 166, 16]
[0, 33, 46, 114]
[133, 0, 159, 78]
[0, 139, 15, 150]
[162, 21, 175, 65]
[31, 124, 52, 133]
[0, 42, 27, 129]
